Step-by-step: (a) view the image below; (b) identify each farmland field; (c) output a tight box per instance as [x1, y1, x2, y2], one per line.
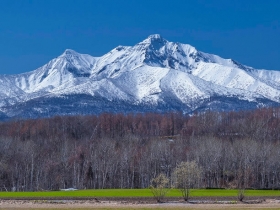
[0, 189, 280, 210]
[0, 189, 280, 198]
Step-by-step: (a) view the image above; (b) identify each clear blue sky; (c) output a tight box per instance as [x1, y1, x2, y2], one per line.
[1, 0, 280, 74]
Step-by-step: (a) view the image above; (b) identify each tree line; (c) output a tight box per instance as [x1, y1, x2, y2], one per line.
[0, 108, 280, 191]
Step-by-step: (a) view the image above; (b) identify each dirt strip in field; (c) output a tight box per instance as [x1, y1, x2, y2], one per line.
[1, 199, 280, 209]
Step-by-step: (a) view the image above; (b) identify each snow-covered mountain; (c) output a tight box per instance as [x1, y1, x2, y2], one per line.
[1, 34, 280, 119]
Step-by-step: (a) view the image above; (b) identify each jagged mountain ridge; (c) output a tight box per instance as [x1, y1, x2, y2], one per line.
[1, 34, 280, 119]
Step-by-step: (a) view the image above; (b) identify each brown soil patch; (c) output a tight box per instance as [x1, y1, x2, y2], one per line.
[0, 198, 280, 209]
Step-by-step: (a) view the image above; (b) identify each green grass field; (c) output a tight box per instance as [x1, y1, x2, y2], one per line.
[1, 189, 279, 210]
[0, 189, 279, 198]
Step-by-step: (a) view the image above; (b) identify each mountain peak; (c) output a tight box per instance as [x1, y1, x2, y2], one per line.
[148, 34, 162, 39]
[143, 34, 167, 44]
[61, 49, 78, 56]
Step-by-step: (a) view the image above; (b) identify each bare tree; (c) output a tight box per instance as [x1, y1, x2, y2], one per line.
[150, 173, 170, 203]
[172, 161, 201, 201]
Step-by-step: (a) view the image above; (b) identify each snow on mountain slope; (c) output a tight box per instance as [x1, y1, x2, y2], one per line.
[246, 68, 280, 90]
[4, 50, 98, 94]
[111, 65, 169, 101]
[0, 34, 280, 118]
[0, 76, 26, 99]
[192, 63, 280, 102]
[160, 68, 264, 106]
[50, 78, 132, 102]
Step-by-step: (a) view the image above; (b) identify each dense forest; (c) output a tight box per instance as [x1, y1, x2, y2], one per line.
[1, 108, 280, 191]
